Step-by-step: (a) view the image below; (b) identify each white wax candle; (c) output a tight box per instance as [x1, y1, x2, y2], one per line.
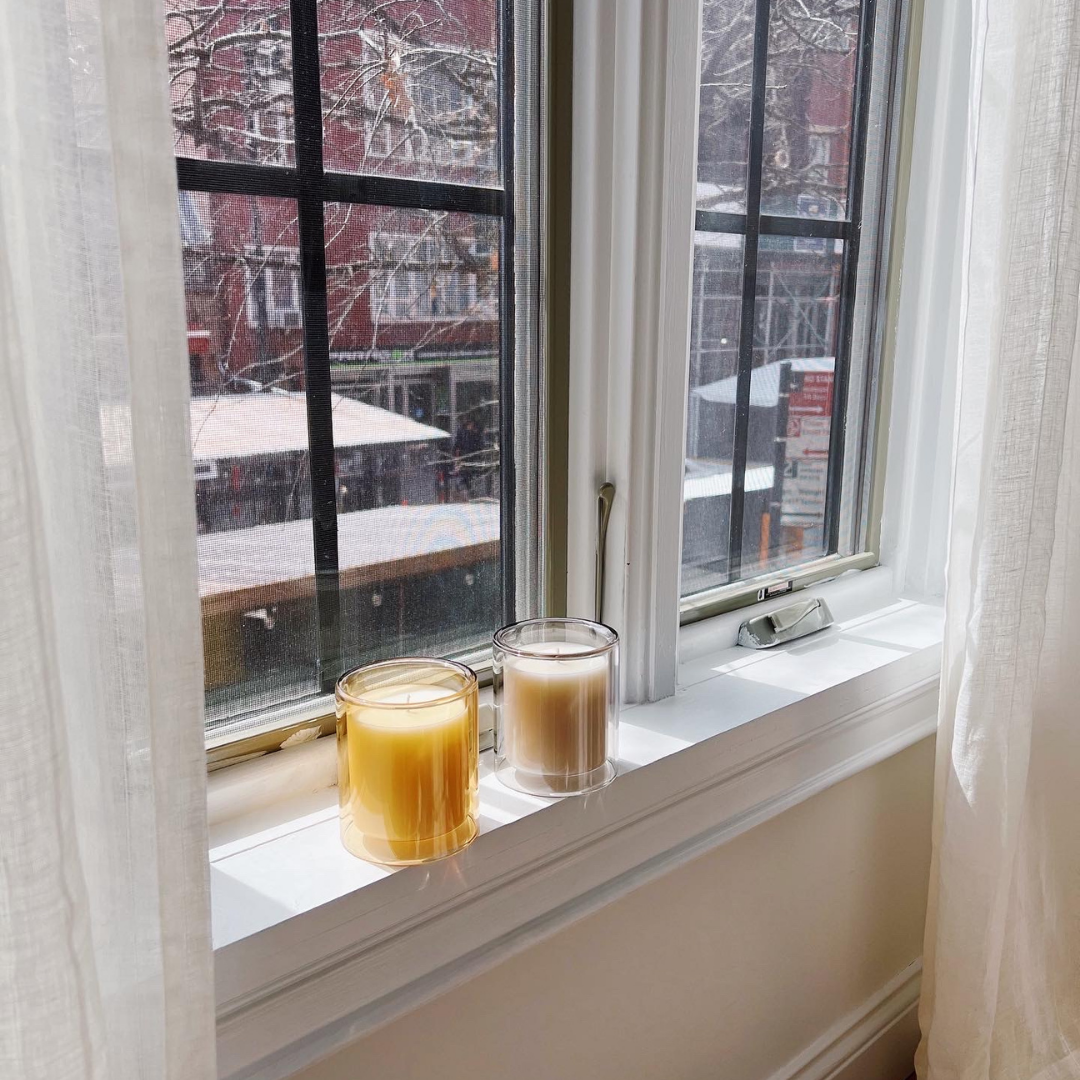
[502, 641, 610, 782]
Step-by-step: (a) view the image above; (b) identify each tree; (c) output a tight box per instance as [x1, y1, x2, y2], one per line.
[697, 0, 860, 215]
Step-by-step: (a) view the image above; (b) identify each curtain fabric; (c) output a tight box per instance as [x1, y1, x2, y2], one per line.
[917, 0, 1080, 1077]
[0, 0, 215, 1078]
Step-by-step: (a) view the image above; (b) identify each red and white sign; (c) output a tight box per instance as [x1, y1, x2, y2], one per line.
[780, 370, 834, 525]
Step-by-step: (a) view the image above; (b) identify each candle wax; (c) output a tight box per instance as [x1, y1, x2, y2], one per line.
[502, 641, 610, 787]
[340, 683, 477, 864]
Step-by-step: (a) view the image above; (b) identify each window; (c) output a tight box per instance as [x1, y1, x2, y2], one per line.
[682, 0, 901, 601]
[245, 256, 302, 329]
[368, 231, 499, 323]
[164, 0, 540, 738]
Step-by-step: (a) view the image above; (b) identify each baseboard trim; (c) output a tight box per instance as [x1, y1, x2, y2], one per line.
[771, 961, 922, 1080]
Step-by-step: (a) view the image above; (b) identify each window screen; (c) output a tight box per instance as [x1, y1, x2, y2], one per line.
[682, 0, 903, 597]
[164, 0, 540, 733]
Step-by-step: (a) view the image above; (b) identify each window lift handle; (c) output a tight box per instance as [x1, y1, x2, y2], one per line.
[594, 482, 616, 624]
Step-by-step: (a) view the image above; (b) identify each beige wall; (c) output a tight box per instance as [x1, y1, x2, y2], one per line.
[291, 737, 934, 1080]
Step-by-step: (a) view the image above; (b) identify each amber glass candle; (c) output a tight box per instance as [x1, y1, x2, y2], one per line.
[493, 618, 619, 797]
[336, 658, 479, 865]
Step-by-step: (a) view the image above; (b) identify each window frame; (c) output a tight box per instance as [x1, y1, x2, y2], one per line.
[174, 0, 543, 758]
[679, 0, 907, 620]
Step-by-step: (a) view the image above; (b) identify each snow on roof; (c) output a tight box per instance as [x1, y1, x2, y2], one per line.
[197, 501, 498, 602]
[102, 391, 449, 469]
[188, 391, 449, 461]
[691, 356, 834, 408]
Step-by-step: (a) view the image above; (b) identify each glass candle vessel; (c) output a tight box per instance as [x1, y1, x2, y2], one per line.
[336, 658, 479, 866]
[492, 618, 619, 797]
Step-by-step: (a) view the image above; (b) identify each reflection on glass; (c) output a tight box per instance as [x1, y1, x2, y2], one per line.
[324, 204, 502, 670]
[177, 193, 317, 721]
[318, 0, 499, 185]
[761, 0, 860, 219]
[165, 1, 295, 167]
[696, 0, 758, 214]
[681, 234, 745, 594]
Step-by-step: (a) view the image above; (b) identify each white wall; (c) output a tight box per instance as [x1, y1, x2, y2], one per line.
[288, 737, 934, 1080]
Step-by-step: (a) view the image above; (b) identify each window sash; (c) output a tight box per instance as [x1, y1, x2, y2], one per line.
[688, 0, 885, 591]
[175, 0, 533, 738]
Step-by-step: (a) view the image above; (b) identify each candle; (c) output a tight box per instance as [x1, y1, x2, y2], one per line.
[336, 660, 478, 865]
[493, 619, 619, 796]
[503, 643, 609, 779]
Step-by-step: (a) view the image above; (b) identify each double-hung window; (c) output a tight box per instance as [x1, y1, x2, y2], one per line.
[164, 0, 540, 743]
[681, 0, 903, 611]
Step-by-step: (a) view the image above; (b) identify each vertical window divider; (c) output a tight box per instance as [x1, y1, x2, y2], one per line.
[289, 0, 341, 694]
[498, 0, 518, 628]
[823, 0, 878, 554]
[727, 0, 773, 585]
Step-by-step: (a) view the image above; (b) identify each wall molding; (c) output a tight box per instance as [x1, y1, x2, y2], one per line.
[771, 961, 922, 1080]
[215, 647, 938, 1080]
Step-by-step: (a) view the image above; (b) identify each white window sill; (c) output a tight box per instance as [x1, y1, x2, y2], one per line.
[209, 577, 942, 1080]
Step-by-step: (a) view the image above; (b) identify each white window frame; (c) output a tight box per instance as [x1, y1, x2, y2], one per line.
[251, 100, 290, 166]
[244, 252, 302, 330]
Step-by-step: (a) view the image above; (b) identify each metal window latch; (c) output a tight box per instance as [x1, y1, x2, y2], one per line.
[594, 482, 616, 624]
[737, 596, 834, 649]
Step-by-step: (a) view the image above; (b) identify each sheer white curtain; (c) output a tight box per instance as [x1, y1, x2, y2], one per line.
[0, 0, 215, 1077]
[917, 0, 1080, 1077]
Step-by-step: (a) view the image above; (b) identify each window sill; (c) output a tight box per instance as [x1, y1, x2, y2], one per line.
[210, 586, 942, 1080]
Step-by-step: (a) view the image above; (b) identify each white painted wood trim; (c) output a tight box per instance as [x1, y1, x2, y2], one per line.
[566, 0, 701, 702]
[879, 0, 969, 601]
[768, 961, 922, 1080]
[214, 647, 938, 1080]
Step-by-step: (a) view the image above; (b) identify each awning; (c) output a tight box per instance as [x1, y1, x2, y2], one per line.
[102, 390, 449, 469]
[188, 392, 449, 461]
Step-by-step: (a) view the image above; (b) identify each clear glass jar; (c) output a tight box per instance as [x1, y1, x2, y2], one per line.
[492, 618, 619, 797]
[336, 658, 479, 865]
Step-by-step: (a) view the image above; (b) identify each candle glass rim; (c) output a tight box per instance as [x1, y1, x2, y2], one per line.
[335, 656, 478, 709]
[492, 617, 619, 660]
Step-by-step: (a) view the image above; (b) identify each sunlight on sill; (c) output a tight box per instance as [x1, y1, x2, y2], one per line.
[208, 597, 943, 950]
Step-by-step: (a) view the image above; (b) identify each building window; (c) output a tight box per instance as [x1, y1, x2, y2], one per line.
[245, 256, 303, 330]
[163, 0, 539, 735]
[367, 231, 498, 323]
[683, 0, 901, 597]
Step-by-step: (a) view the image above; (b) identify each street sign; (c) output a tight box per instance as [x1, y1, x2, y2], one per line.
[780, 369, 833, 525]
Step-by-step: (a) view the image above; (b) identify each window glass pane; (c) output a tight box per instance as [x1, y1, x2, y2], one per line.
[178, 193, 318, 723]
[164, 0, 538, 736]
[760, 0, 860, 219]
[325, 204, 501, 666]
[317, 0, 499, 185]
[741, 236, 844, 578]
[681, 233, 745, 595]
[696, 0, 757, 214]
[683, 0, 899, 607]
[681, 235, 844, 595]
[165, 1, 295, 167]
